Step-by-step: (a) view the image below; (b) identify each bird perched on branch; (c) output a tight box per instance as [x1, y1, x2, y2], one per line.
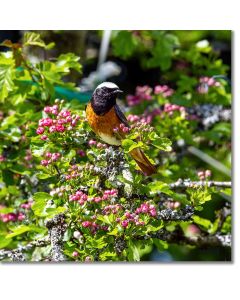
[86, 82, 156, 175]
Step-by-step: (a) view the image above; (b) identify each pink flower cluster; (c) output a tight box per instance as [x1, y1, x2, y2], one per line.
[197, 170, 212, 180]
[113, 203, 157, 229]
[163, 103, 186, 117]
[127, 114, 140, 123]
[20, 200, 33, 210]
[135, 203, 157, 217]
[0, 212, 25, 223]
[69, 189, 118, 205]
[163, 201, 181, 210]
[197, 77, 220, 94]
[199, 77, 221, 87]
[127, 109, 162, 125]
[116, 212, 145, 228]
[126, 85, 152, 106]
[69, 190, 88, 205]
[81, 220, 108, 234]
[113, 123, 130, 134]
[66, 165, 81, 180]
[41, 152, 61, 166]
[36, 104, 80, 140]
[127, 84, 174, 107]
[154, 85, 174, 97]
[50, 185, 71, 197]
[24, 149, 32, 162]
[102, 204, 122, 215]
[88, 140, 107, 149]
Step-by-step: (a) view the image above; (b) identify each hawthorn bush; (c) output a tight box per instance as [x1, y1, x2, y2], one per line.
[0, 31, 231, 261]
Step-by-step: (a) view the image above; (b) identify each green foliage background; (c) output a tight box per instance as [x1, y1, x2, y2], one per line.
[0, 31, 231, 261]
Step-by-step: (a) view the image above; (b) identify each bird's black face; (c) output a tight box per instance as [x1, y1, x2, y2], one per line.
[91, 83, 123, 115]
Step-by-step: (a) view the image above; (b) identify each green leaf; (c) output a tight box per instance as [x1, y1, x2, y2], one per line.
[122, 139, 143, 153]
[23, 32, 54, 49]
[45, 207, 67, 218]
[6, 225, 46, 238]
[56, 53, 81, 73]
[0, 64, 15, 100]
[151, 136, 172, 151]
[147, 33, 179, 70]
[127, 240, 140, 261]
[9, 165, 30, 175]
[0, 235, 12, 248]
[153, 239, 168, 251]
[6, 225, 31, 238]
[148, 181, 171, 194]
[112, 31, 139, 59]
[193, 215, 212, 231]
[32, 192, 52, 217]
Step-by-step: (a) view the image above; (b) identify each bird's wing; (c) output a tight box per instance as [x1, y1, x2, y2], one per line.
[114, 104, 130, 128]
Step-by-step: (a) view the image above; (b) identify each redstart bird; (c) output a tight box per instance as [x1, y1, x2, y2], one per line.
[86, 82, 156, 175]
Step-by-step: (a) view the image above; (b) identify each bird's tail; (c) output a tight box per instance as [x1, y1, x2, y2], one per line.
[129, 148, 156, 176]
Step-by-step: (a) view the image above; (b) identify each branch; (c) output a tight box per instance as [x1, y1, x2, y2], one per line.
[137, 229, 231, 248]
[0, 238, 49, 261]
[45, 213, 66, 262]
[157, 205, 194, 221]
[169, 179, 231, 189]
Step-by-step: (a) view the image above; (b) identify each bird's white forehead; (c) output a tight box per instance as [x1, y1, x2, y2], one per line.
[96, 82, 119, 90]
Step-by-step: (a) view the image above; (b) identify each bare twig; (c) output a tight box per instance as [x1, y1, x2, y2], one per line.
[169, 179, 231, 189]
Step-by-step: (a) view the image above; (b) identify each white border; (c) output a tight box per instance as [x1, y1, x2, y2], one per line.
[0, 0, 239, 299]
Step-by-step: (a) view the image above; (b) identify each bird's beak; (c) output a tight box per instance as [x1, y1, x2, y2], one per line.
[116, 89, 123, 94]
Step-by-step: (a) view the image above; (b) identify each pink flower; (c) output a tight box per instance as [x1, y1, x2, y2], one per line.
[127, 114, 140, 122]
[66, 116, 72, 123]
[36, 127, 45, 135]
[94, 197, 102, 203]
[45, 152, 52, 158]
[154, 85, 174, 97]
[121, 220, 129, 228]
[71, 120, 77, 127]
[41, 135, 48, 140]
[44, 106, 52, 113]
[72, 251, 79, 257]
[122, 127, 129, 133]
[141, 204, 149, 213]
[69, 194, 80, 201]
[57, 119, 67, 125]
[17, 212, 25, 221]
[0, 155, 6, 162]
[39, 118, 53, 127]
[82, 221, 91, 228]
[51, 153, 61, 161]
[41, 160, 49, 166]
[205, 170, 211, 177]
[149, 209, 157, 217]
[56, 125, 65, 132]
[88, 140, 96, 146]
[77, 150, 86, 157]
[85, 256, 92, 262]
[59, 110, 71, 118]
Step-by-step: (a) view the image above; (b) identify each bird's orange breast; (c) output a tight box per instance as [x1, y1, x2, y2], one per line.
[86, 103, 122, 145]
